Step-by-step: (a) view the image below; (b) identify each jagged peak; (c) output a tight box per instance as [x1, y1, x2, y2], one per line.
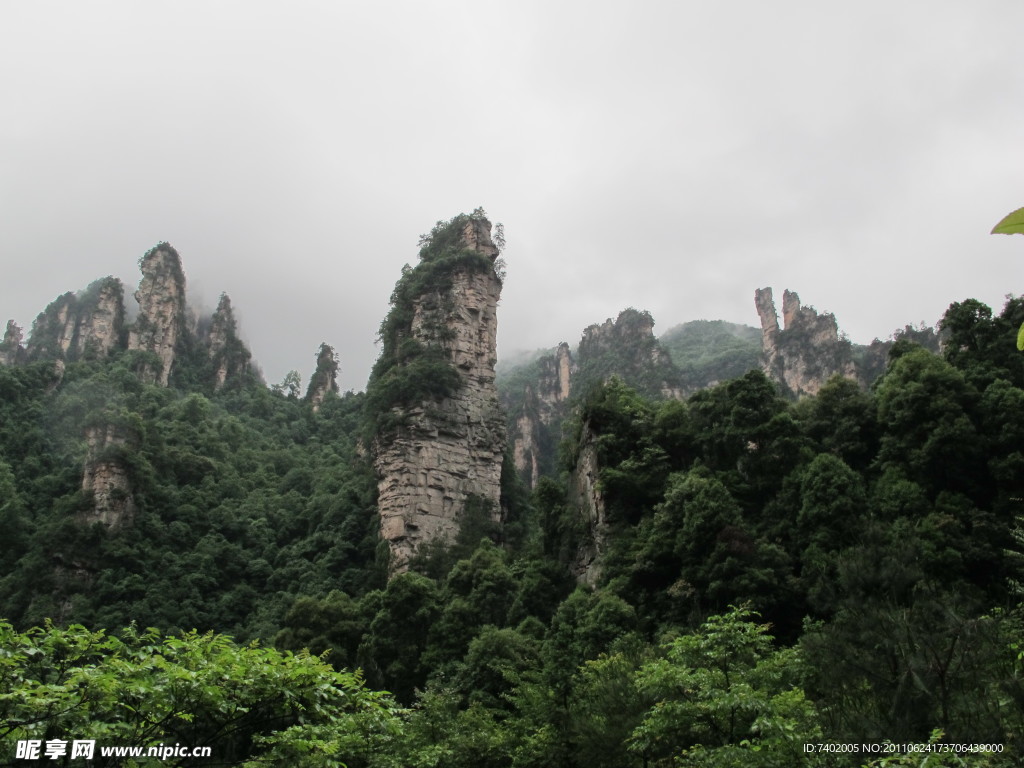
[581, 307, 656, 342]
[416, 208, 503, 265]
[23, 278, 125, 363]
[754, 287, 853, 398]
[138, 242, 185, 286]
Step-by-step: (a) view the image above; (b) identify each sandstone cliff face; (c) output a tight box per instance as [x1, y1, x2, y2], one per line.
[127, 245, 187, 386]
[24, 279, 125, 363]
[755, 288, 857, 398]
[74, 278, 125, 359]
[306, 342, 340, 411]
[755, 288, 942, 396]
[80, 423, 137, 530]
[372, 214, 507, 573]
[529, 342, 576, 421]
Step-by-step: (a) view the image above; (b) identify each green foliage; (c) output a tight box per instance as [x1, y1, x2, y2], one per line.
[941, 297, 1024, 387]
[874, 347, 986, 500]
[991, 206, 1024, 235]
[802, 595, 1023, 754]
[358, 573, 442, 703]
[0, 353, 382, 635]
[629, 606, 822, 768]
[0, 620, 402, 766]
[363, 342, 462, 440]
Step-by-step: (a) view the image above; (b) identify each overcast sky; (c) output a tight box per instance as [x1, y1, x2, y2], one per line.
[2, 1, 1023, 392]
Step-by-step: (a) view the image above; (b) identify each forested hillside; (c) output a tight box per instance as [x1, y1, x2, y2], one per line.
[658, 319, 762, 389]
[2, 230, 1023, 765]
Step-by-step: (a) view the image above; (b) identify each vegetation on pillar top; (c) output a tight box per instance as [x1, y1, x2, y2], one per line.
[364, 209, 504, 441]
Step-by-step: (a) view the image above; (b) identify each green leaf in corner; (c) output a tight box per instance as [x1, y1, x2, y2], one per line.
[992, 207, 1024, 235]
[1017, 321, 1024, 351]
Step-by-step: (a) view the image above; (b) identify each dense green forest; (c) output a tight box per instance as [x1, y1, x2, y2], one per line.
[2, 285, 1024, 766]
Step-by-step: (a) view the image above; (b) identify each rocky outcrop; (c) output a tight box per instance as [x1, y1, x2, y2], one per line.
[73, 278, 125, 359]
[578, 309, 684, 400]
[371, 213, 507, 573]
[80, 422, 138, 530]
[755, 288, 857, 398]
[0, 320, 25, 365]
[204, 293, 251, 389]
[756, 288, 943, 396]
[127, 244, 187, 386]
[23, 279, 125, 363]
[306, 342, 339, 411]
[10, 247, 257, 392]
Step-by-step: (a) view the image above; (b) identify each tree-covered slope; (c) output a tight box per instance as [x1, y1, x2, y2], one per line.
[658, 319, 763, 390]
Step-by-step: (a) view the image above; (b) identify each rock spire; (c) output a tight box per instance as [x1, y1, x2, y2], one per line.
[204, 293, 252, 389]
[754, 287, 857, 397]
[306, 342, 340, 411]
[127, 244, 187, 386]
[369, 211, 507, 573]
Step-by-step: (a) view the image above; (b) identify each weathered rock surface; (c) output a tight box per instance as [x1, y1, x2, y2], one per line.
[756, 287, 943, 396]
[372, 215, 506, 573]
[73, 278, 125, 359]
[127, 245, 187, 386]
[23, 278, 125, 363]
[11, 247, 258, 393]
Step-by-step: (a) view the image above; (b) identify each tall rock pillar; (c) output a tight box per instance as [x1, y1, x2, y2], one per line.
[127, 244, 186, 386]
[369, 212, 507, 573]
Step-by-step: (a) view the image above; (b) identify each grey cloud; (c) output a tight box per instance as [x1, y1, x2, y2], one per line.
[3, 1, 1024, 393]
